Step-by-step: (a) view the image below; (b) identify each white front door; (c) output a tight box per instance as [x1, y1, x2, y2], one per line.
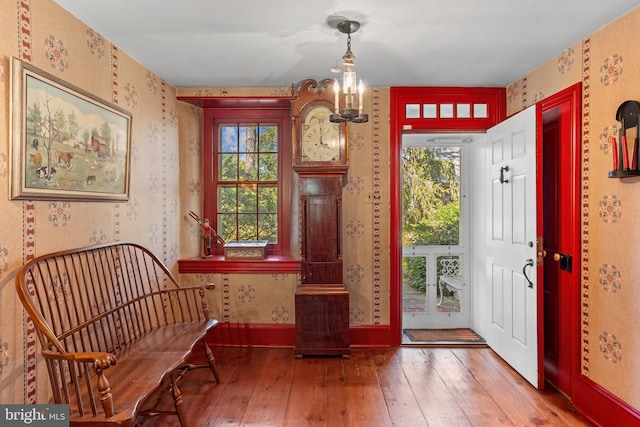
[485, 105, 539, 388]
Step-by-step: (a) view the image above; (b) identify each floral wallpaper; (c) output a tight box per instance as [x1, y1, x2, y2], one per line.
[507, 5, 640, 411]
[0, 0, 183, 404]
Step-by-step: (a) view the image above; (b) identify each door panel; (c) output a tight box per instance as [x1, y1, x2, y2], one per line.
[491, 266, 504, 327]
[512, 174, 527, 244]
[512, 270, 529, 345]
[485, 105, 539, 388]
[491, 180, 504, 240]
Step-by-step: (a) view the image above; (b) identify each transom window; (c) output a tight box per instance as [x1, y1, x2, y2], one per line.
[203, 106, 291, 256]
[405, 102, 488, 119]
[392, 87, 505, 132]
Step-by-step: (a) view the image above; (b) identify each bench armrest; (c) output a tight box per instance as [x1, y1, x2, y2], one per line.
[42, 348, 117, 367]
[42, 348, 117, 417]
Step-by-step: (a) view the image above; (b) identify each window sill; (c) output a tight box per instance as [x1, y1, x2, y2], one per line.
[177, 255, 301, 274]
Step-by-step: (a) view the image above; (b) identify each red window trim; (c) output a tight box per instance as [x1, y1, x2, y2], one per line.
[178, 255, 300, 274]
[392, 86, 506, 131]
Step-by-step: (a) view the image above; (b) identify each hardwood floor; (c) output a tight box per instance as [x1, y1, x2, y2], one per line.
[138, 346, 593, 426]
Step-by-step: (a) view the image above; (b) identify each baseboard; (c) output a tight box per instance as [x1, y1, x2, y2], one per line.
[206, 323, 394, 348]
[574, 374, 640, 426]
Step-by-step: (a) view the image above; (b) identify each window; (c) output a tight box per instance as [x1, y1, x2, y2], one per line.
[204, 106, 291, 256]
[217, 123, 277, 242]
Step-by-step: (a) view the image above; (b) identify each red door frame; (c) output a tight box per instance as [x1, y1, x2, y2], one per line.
[536, 83, 582, 391]
[389, 87, 506, 345]
[541, 87, 640, 425]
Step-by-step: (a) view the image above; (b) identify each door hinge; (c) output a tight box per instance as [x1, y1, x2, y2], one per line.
[536, 236, 544, 266]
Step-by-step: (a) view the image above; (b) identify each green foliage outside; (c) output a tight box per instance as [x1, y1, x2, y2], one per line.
[217, 124, 278, 243]
[402, 147, 460, 293]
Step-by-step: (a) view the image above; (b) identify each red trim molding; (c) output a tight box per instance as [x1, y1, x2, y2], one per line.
[178, 256, 301, 274]
[205, 323, 393, 348]
[574, 374, 640, 426]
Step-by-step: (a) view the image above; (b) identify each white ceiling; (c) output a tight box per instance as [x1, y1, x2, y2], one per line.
[53, 0, 640, 89]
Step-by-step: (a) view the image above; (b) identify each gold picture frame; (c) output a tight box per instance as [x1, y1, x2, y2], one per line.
[10, 57, 132, 201]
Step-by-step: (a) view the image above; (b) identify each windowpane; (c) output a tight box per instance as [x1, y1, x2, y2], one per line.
[258, 185, 277, 212]
[217, 185, 237, 212]
[238, 184, 257, 213]
[220, 125, 239, 152]
[258, 213, 277, 242]
[259, 124, 278, 152]
[238, 125, 257, 153]
[239, 153, 258, 181]
[406, 104, 420, 118]
[423, 104, 437, 118]
[401, 146, 460, 246]
[474, 103, 488, 118]
[440, 104, 454, 118]
[402, 255, 427, 313]
[259, 154, 277, 180]
[437, 255, 462, 313]
[238, 214, 257, 240]
[218, 213, 237, 242]
[219, 154, 237, 181]
[457, 103, 471, 118]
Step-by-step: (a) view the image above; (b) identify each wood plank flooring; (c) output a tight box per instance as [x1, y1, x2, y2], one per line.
[137, 346, 593, 426]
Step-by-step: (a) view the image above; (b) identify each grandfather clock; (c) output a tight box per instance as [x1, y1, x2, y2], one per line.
[292, 79, 350, 357]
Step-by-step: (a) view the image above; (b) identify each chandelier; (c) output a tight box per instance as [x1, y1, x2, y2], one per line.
[330, 20, 369, 124]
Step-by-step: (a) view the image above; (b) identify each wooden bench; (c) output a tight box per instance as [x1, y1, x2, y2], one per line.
[15, 242, 220, 427]
[437, 257, 463, 306]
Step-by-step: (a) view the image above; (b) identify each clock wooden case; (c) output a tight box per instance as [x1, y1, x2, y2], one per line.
[291, 79, 350, 357]
[299, 176, 343, 284]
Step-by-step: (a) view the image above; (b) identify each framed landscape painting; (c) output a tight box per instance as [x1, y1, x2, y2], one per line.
[10, 57, 132, 201]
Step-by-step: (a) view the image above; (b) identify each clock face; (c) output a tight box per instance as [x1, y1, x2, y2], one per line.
[301, 106, 341, 162]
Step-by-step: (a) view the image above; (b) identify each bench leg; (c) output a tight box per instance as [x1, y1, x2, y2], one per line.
[171, 373, 188, 427]
[202, 338, 221, 383]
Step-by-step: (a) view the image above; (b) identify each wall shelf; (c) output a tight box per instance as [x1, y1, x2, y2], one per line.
[608, 170, 640, 178]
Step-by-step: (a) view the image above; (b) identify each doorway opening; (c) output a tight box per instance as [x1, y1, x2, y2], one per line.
[390, 85, 581, 393]
[389, 86, 507, 347]
[400, 133, 482, 344]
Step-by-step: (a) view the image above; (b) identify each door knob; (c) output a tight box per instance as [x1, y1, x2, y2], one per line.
[553, 253, 561, 262]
